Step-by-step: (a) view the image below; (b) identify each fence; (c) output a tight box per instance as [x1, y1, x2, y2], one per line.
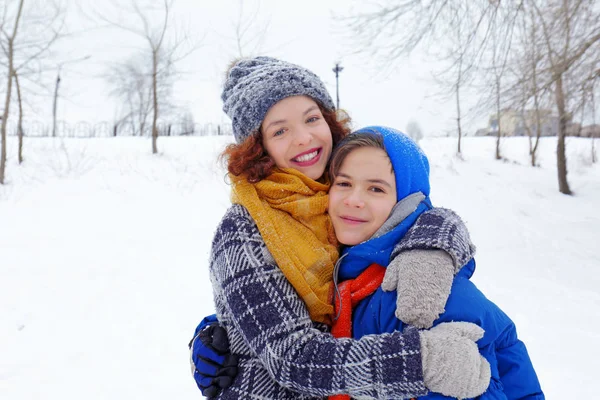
[4, 120, 233, 138]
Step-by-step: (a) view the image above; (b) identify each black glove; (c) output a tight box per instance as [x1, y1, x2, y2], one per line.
[189, 314, 239, 398]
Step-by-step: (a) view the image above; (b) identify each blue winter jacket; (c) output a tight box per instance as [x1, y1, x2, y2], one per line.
[338, 126, 544, 399]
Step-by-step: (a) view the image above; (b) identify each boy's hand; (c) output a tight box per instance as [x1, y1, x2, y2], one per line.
[382, 249, 453, 328]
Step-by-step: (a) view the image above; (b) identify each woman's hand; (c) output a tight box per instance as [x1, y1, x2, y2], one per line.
[419, 322, 491, 398]
[189, 314, 239, 398]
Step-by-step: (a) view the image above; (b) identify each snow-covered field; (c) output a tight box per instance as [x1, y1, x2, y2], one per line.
[1, 135, 598, 399]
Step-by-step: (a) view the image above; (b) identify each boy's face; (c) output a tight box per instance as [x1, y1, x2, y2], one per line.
[261, 95, 333, 181]
[329, 147, 397, 246]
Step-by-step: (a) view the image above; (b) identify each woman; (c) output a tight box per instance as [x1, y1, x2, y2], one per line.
[193, 56, 490, 399]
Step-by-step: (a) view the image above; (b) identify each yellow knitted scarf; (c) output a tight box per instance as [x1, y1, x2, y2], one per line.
[230, 168, 338, 325]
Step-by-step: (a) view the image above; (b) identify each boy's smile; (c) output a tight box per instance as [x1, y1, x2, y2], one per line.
[329, 147, 397, 246]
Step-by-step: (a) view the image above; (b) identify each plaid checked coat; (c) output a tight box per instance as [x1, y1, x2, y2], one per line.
[208, 204, 474, 399]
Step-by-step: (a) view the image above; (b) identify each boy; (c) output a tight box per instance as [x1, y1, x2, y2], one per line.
[328, 126, 544, 400]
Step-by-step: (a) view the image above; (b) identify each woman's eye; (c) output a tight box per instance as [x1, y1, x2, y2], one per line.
[306, 116, 319, 123]
[273, 128, 285, 137]
[335, 181, 350, 187]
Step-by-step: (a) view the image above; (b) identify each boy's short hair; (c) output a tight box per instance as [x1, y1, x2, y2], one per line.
[329, 131, 390, 179]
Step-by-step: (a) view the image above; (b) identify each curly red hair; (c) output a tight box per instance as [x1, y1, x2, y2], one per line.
[221, 106, 352, 183]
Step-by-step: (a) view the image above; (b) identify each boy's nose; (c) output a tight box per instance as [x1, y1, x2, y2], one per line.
[344, 191, 365, 208]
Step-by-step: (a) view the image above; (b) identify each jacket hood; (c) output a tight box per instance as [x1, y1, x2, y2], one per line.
[353, 126, 430, 201]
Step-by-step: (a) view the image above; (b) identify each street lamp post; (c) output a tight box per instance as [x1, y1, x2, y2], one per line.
[332, 62, 344, 109]
[52, 55, 91, 137]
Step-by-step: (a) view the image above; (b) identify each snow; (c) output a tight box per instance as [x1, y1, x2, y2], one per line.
[1, 135, 598, 398]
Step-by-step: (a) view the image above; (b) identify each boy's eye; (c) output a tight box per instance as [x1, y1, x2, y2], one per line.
[369, 186, 385, 193]
[334, 181, 351, 187]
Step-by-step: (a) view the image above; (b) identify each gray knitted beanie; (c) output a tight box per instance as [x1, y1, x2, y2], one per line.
[222, 56, 336, 143]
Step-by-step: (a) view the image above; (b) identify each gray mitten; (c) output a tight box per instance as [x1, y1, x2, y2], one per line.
[419, 322, 491, 399]
[382, 249, 454, 328]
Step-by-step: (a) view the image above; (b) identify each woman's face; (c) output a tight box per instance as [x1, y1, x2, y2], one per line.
[261, 95, 333, 180]
[328, 147, 397, 246]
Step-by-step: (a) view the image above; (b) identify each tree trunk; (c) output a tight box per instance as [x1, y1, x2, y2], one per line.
[0, 0, 24, 184]
[531, 114, 541, 168]
[524, 108, 539, 168]
[525, 120, 537, 167]
[592, 91, 597, 164]
[52, 71, 60, 137]
[530, 50, 541, 167]
[593, 133, 597, 164]
[495, 79, 502, 160]
[0, 42, 14, 184]
[554, 74, 572, 195]
[456, 91, 462, 154]
[151, 51, 159, 154]
[14, 72, 24, 164]
[456, 61, 462, 155]
[528, 107, 542, 168]
[456, 73, 462, 155]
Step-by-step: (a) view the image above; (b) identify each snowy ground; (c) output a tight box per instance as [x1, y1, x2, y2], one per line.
[0, 135, 598, 399]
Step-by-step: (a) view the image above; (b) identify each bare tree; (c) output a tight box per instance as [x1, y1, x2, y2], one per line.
[502, 4, 547, 167]
[179, 110, 195, 136]
[592, 85, 597, 164]
[207, 0, 271, 62]
[93, 0, 195, 153]
[487, 8, 517, 161]
[448, 6, 467, 155]
[344, 1, 498, 154]
[0, 0, 25, 184]
[528, 0, 600, 194]
[521, 8, 545, 167]
[343, 1, 498, 68]
[106, 56, 161, 137]
[428, 3, 479, 155]
[571, 64, 600, 163]
[148, 1, 168, 154]
[0, 0, 65, 181]
[346, 0, 600, 194]
[405, 119, 423, 143]
[229, 0, 269, 58]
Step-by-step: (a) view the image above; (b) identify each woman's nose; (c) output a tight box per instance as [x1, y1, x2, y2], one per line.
[293, 127, 312, 146]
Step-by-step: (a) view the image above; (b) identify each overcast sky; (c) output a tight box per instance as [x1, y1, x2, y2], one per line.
[10, 0, 488, 137]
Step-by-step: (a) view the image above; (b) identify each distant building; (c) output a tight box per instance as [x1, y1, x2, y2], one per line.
[474, 128, 490, 137]
[581, 124, 600, 138]
[475, 108, 596, 138]
[566, 123, 582, 137]
[477, 108, 562, 137]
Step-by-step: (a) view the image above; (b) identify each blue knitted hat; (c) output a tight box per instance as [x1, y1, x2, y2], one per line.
[222, 56, 336, 143]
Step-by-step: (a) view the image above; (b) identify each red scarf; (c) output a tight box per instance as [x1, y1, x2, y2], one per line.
[329, 264, 386, 400]
[329, 264, 417, 400]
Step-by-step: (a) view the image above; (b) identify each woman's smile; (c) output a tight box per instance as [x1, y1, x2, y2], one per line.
[291, 147, 322, 165]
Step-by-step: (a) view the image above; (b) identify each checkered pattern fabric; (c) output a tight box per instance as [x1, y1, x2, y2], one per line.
[208, 205, 475, 399]
[393, 207, 476, 274]
[209, 205, 426, 399]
